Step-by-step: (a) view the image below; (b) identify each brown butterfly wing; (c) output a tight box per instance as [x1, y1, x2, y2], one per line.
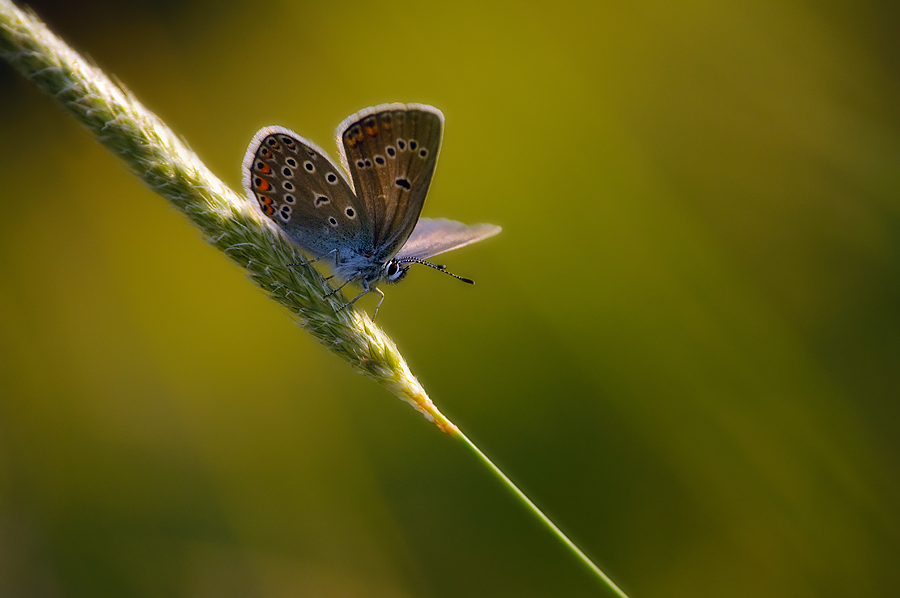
[242, 126, 372, 257]
[337, 104, 443, 260]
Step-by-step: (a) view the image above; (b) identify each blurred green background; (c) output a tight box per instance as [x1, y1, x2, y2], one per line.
[1, 0, 899, 596]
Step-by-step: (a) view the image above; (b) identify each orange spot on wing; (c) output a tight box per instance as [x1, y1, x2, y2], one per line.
[257, 179, 272, 191]
[364, 124, 379, 137]
[257, 162, 271, 174]
[346, 126, 365, 148]
[258, 195, 276, 215]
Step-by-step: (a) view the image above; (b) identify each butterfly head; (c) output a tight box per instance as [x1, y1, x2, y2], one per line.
[383, 260, 410, 284]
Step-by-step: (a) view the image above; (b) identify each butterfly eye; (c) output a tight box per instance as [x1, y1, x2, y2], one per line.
[384, 261, 408, 283]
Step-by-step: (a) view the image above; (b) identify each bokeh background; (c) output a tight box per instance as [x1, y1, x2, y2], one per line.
[1, 0, 899, 596]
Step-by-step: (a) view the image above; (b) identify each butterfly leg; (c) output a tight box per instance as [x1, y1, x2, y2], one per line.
[336, 285, 371, 313]
[289, 248, 338, 267]
[371, 287, 385, 319]
[324, 275, 357, 299]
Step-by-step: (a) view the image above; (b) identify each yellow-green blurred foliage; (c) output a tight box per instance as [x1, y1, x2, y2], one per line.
[1, 0, 898, 596]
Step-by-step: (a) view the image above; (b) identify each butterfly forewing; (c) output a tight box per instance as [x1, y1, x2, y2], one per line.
[242, 126, 370, 257]
[338, 104, 444, 259]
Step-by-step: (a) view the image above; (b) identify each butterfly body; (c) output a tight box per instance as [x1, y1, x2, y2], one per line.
[331, 245, 408, 288]
[243, 104, 500, 311]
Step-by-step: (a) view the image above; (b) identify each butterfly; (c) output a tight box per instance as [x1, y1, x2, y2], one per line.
[242, 103, 501, 314]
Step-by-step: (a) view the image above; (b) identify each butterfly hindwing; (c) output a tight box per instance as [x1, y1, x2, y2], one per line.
[338, 104, 444, 260]
[242, 126, 371, 257]
[395, 218, 502, 261]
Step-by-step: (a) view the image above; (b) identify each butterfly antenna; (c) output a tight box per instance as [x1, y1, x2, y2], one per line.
[405, 258, 474, 284]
